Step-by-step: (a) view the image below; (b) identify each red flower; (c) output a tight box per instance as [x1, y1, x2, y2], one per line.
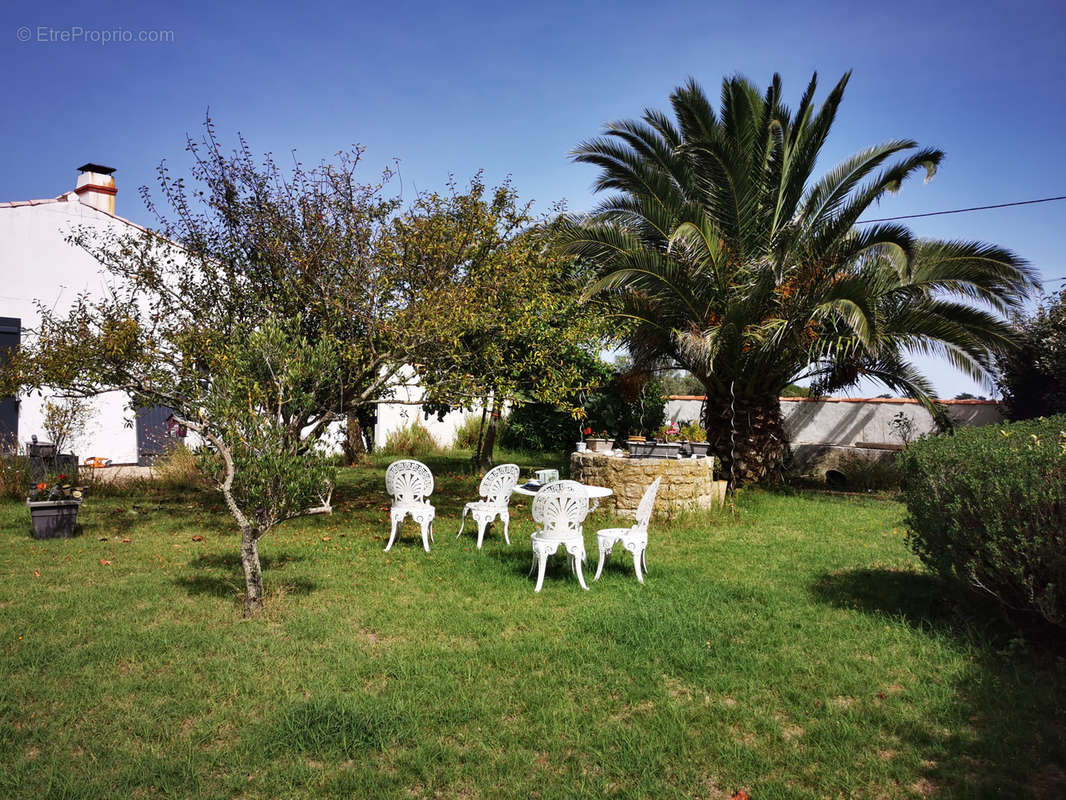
[56, 474, 66, 481]
[583, 426, 592, 436]
[36, 482, 47, 491]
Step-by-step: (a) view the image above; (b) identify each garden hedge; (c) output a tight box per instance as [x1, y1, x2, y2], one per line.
[898, 415, 1066, 629]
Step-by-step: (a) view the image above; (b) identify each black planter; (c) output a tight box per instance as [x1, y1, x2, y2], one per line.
[27, 500, 81, 539]
[687, 442, 711, 457]
[627, 442, 653, 457]
[648, 442, 682, 458]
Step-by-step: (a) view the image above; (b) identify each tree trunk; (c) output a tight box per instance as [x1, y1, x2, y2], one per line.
[702, 390, 786, 486]
[341, 415, 367, 465]
[478, 398, 500, 471]
[472, 399, 488, 465]
[240, 527, 264, 617]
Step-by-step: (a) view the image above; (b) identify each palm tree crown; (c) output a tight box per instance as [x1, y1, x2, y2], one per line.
[561, 72, 1038, 483]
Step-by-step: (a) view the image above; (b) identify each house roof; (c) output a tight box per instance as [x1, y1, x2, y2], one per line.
[0, 192, 148, 233]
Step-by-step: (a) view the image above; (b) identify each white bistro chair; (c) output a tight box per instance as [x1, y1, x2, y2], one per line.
[593, 476, 662, 583]
[384, 459, 436, 552]
[457, 463, 520, 549]
[529, 480, 590, 592]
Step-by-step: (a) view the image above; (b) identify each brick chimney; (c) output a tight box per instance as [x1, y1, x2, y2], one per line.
[74, 163, 117, 214]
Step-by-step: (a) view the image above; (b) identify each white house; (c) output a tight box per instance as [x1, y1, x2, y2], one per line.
[0, 164, 487, 462]
[0, 164, 184, 464]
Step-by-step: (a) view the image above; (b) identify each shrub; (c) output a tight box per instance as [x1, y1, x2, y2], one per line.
[501, 403, 577, 453]
[452, 413, 508, 452]
[898, 416, 1066, 628]
[453, 415, 482, 450]
[154, 443, 206, 491]
[0, 452, 31, 499]
[381, 421, 440, 457]
[832, 451, 902, 492]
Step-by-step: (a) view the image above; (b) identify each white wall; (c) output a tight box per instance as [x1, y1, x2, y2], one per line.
[664, 395, 1004, 445]
[0, 197, 141, 462]
[374, 367, 493, 449]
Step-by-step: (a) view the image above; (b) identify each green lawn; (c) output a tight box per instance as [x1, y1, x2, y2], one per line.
[2, 453, 1064, 799]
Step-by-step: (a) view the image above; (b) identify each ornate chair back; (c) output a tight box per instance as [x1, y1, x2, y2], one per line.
[479, 464, 520, 507]
[532, 480, 589, 537]
[386, 459, 434, 504]
[633, 477, 663, 533]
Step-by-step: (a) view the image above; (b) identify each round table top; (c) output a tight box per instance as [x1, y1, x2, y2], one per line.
[512, 483, 613, 499]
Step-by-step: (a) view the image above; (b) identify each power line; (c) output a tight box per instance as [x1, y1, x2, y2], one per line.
[857, 194, 1066, 224]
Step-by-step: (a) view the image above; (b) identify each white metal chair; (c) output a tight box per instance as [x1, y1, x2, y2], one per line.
[529, 480, 590, 592]
[593, 477, 661, 583]
[384, 459, 436, 552]
[457, 463, 520, 549]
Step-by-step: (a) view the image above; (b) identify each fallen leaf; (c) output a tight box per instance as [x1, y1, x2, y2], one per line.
[876, 692, 887, 700]
[122, 538, 131, 543]
[191, 535, 204, 542]
[321, 536, 332, 542]
[33, 570, 40, 578]
[99, 559, 112, 566]
[731, 791, 750, 800]
[98, 537, 108, 542]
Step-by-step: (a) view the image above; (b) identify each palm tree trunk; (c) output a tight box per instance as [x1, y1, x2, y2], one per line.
[702, 390, 786, 485]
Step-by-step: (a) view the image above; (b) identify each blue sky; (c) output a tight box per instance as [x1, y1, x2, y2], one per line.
[3, 0, 1064, 397]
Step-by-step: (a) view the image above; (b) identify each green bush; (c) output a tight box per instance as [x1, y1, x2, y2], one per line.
[380, 421, 440, 457]
[452, 413, 507, 452]
[154, 443, 207, 491]
[0, 453, 31, 499]
[501, 403, 577, 453]
[898, 416, 1066, 628]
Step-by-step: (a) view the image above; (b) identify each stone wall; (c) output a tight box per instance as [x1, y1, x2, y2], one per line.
[570, 452, 726, 518]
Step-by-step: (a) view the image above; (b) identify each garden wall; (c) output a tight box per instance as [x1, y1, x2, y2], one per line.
[664, 395, 1004, 477]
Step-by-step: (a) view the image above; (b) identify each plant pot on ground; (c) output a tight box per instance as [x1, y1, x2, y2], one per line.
[26, 476, 85, 539]
[27, 499, 81, 539]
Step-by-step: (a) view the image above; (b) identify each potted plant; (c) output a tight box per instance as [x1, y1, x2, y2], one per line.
[649, 423, 683, 458]
[627, 435, 652, 457]
[586, 430, 614, 453]
[26, 474, 84, 539]
[679, 421, 710, 457]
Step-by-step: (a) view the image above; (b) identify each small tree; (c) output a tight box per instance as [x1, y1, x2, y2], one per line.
[13, 304, 340, 616]
[7, 123, 467, 615]
[996, 288, 1066, 420]
[40, 397, 95, 455]
[397, 180, 609, 469]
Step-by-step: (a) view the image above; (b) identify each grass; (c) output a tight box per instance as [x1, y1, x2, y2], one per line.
[1, 452, 1064, 798]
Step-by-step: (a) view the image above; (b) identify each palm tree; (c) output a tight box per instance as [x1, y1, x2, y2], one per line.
[561, 72, 1038, 484]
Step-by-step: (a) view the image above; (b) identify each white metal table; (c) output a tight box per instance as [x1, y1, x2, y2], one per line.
[512, 482, 613, 510]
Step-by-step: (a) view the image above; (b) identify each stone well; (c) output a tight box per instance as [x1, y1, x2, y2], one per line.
[570, 452, 726, 518]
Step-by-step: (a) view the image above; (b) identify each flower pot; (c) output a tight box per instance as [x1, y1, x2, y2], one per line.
[586, 438, 612, 453]
[27, 499, 81, 539]
[687, 442, 711, 457]
[648, 442, 682, 458]
[575, 442, 587, 453]
[627, 442, 653, 457]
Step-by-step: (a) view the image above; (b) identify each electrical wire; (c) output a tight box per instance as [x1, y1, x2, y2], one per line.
[857, 195, 1066, 224]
